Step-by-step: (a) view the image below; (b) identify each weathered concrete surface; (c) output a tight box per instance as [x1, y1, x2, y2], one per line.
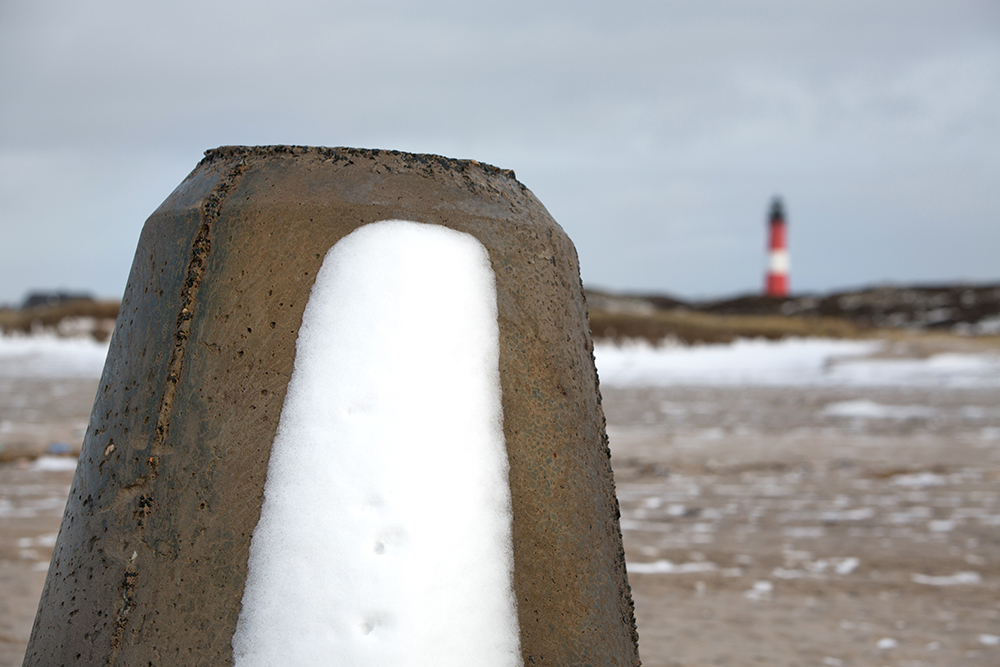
[23, 146, 640, 666]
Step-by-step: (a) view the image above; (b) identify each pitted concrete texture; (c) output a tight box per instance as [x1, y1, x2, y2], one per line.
[23, 146, 640, 666]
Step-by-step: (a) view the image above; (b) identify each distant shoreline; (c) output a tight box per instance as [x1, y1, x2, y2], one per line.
[2, 282, 998, 345]
[586, 283, 1000, 344]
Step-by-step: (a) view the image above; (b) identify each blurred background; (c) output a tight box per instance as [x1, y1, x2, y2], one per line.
[1, 0, 998, 305]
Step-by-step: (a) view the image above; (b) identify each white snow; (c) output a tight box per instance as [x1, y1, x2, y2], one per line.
[974, 316, 1000, 335]
[782, 527, 825, 538]
[833, 352, 1000, 388]
[821, 400, 935, 420]
[8, 327, 998, 391]
[593, 337, 1000, 388]
[788, 508, 874, 522]
[891, 473, 948, 488]
[744, 580, 773, 601]
[31, 455, 79, 472]
[594, 338, 877, 387]
[0, 333, 109, 378]
[772, 568, 804, 579]
[834, 557, 860, 575]
[16, 533, 58, 548]
[771, 556, 859, 578]
[911, 571, 982, 586]
[231, 221, 520, 667]
[627, 559, 717, 574]
[928, 519, 956, 532]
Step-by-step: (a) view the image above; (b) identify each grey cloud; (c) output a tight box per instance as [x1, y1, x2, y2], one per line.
[1, 0, 997, 302]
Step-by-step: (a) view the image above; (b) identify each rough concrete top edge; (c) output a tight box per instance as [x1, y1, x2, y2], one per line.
[199, 145, 525, 190]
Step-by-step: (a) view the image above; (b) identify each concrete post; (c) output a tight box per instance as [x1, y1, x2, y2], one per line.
[24, 146, 640, 666]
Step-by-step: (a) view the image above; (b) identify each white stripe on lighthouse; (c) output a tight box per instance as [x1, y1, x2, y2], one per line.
[769, 249, 790, 273]
[232, 220, 521, 667]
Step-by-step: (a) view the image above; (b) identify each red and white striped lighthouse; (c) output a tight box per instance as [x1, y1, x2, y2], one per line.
[764, 197, 789, 297]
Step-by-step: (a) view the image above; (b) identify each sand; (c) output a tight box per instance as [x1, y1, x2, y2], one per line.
[607, 384, 1000, 666]
[2, 348, 1000, 665]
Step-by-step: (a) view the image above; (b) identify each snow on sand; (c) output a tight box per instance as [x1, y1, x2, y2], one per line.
[5, 316, 999, 391]
[594, 337, 1000, 388]
[0, 333, 109, 379]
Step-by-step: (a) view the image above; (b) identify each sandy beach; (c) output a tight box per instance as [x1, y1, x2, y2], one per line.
[2, 334, 999, 665]
[609, 382, 1000, 666]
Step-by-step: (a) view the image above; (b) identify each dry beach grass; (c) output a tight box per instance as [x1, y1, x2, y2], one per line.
[589, 306, 864, 345]
[0, 300, 118, 342]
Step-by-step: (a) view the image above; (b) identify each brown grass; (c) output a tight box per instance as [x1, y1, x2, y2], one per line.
[0, 300, 119, 340]
[588, 307, 863, 345]
[0, 297, 996, 350]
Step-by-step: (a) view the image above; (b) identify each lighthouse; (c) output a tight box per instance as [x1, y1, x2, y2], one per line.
[764, 197, 789, 297]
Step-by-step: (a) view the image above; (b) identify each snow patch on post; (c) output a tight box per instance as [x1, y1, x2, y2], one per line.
[232, 220, 521, 666]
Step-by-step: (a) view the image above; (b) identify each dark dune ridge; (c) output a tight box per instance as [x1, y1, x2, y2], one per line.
[2, 282, 998, 345]
[587, 283, 1000, 344]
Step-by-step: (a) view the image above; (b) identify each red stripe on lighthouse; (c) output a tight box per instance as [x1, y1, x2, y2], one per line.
[765, 198, 789, 298]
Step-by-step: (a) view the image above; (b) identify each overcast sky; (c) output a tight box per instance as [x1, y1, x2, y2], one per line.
[1, 0, 997, 305]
